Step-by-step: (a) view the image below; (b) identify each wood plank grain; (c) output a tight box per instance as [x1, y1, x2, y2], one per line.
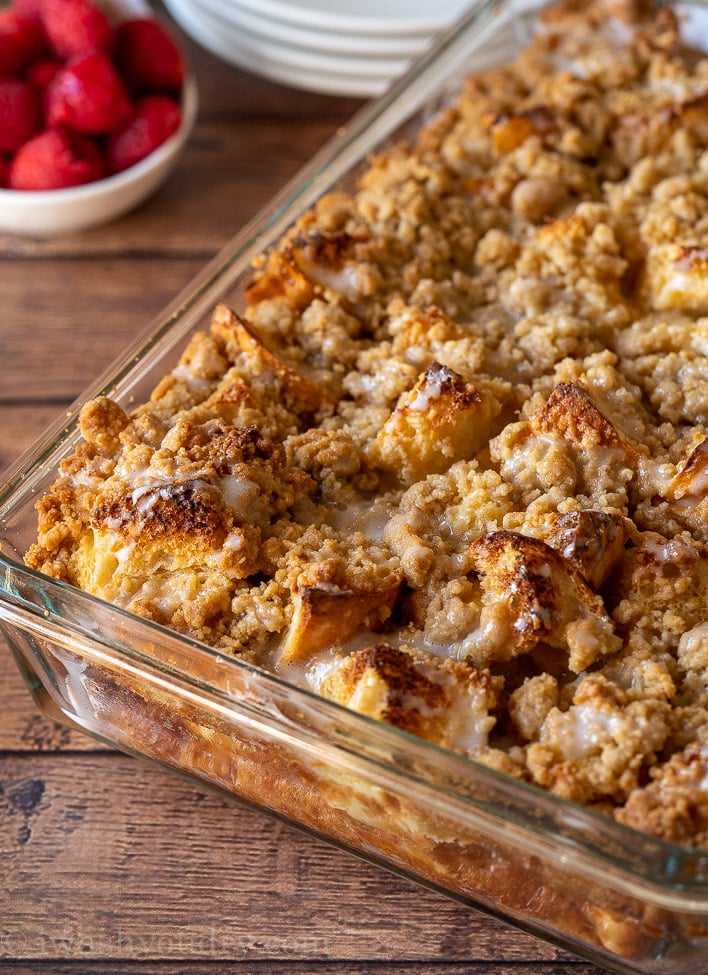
[0, 965, 599, 974]
[0, 405, 65, 473]
[0, 257, 204, 402]
[0, 754, 575, 966]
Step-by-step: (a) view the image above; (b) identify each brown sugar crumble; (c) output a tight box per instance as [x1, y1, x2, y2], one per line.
[26, 0, 708, 848]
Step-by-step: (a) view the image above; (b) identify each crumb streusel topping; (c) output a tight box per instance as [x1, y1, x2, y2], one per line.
[27, 0, 708, 847]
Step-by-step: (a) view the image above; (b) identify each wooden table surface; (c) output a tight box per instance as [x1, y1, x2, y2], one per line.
[0, 18, 606, 975]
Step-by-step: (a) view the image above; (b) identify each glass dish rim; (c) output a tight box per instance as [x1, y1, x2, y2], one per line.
[1, 0, 707, 904]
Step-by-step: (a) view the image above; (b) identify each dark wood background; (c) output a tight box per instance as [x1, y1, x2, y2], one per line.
[0, 14, 605, 974]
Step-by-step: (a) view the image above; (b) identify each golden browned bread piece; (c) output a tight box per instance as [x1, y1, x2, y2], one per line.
[26, 0, 708, 847]
[315, 643, 501, 753]
[368, 362, 508, 485]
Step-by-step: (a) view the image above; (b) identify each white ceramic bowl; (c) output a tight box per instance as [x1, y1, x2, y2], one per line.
[0, 0, 198, 238]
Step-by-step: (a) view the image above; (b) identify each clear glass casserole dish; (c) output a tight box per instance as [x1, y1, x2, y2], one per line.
[1, 0, 707, 972]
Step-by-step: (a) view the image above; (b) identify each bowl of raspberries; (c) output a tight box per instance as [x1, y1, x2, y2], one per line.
[0, 0, 198, 236]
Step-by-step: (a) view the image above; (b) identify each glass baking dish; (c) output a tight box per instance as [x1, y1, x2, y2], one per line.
[1, 0, 707, 971]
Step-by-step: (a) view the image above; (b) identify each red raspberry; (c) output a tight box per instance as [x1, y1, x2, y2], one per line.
[0, 8, 47, 76]
[107, 93, 181, 173]
[0, 154, 8, 187]
[0, 78, 43, 153]
[115, 18, 184, 93]
[46, 51, 132, 134]
[26, 56, 61, 91]
[8, 127, 106, 189]
[41, 0, 114, 60]
[13, 0, 45, 20]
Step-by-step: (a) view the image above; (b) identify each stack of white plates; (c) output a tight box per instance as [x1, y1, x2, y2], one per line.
[163, 0, 472, 96]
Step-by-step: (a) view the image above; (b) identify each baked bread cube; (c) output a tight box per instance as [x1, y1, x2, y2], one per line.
[369, 362, 504, 485]
[279, 577, 402, 666]
[645, 244, 708, 314]
[315, 643, 500, 759]
[544, 509, 628, 589]
[467, 530, 621, 672]
[663, 437, 708, 540]
[210, 303, 329, 423]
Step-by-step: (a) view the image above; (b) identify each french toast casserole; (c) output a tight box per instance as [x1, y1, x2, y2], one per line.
[22, 0, 708, 961]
